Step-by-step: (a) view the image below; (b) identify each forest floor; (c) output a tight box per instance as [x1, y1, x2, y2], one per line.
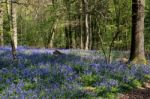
[1, 47, 150, 98]
[119, 81, 150, 99]
[118, 59, 150, 99]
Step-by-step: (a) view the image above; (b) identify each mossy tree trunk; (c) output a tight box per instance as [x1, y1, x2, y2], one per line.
[129, 0, 146, 64]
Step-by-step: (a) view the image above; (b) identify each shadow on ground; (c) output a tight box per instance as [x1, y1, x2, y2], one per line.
[120, 83, 150, 99]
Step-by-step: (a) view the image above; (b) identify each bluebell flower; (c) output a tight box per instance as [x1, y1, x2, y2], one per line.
[52, 96, 56, 99]
[123, 75, 130, 83]
[17, 80, 24, 88]
[0, 77, 3, 82]
[6, 79, 11, 84]
[16, 87, 23, 94]
[18, 63, 25, 69]
[20, 94, 25, 99]
[109, 79, 118, 87]
[2, 68, 9, 74]
[12, 67, 18, 74]
[22, 69, 30, 78]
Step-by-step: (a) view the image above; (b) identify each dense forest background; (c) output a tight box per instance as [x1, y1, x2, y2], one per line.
[0, 0, 149, 50]
[0, 0, 149, 63]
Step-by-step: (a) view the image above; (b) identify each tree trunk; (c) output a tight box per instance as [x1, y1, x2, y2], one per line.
[0, 4, 4, 46]
[89, 14, 92, 50]
[129, 0, 146, 64]
[7, 0, 18, 59]
[83, 0, 90, 50]
[49, 32, 55, 48]
[65, 26, 69, 49]
[48, 22, 57, 48]
[12, 3, 17, 49]
[68, 15, 72, 48]
[79, 10, 84, 49]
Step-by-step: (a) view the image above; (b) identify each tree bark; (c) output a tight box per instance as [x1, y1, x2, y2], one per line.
[7, 0, 18, 59]
[83, 0, 90, 50]
[65, 26, 69, 49]
[48, 22, 57, 48]
[0, 4, 4, 46]
[89, 14, 92, 50]
[129, 0, 146, 64]
[12, 3, 17, 49]
[79, 3, 84, 49]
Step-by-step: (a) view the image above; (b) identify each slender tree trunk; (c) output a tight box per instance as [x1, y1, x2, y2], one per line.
[73, 27, 77, 48]
[129, 0, 146, 64]
[65, 26, 69, 49]
[48, 23, 56, 48]
[85, 13, 89, 50]
[89, 15, 92, 50]
[73, 16, 77, 48]
[0, 4, 4, 46]
[79, 1, 84, 49]
[68, 14, 72, 48]
[7, 0, 18, 59]
[83, 0, 90, 50]
[12, 3, 17, 49]
[92, 17, 97, 49]
[49, 32, 55, 48]
[79, 12, 84, 49]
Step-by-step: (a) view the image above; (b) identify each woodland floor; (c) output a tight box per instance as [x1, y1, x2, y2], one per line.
[119, 82, 150, 99]
[119, 60, 150, 99]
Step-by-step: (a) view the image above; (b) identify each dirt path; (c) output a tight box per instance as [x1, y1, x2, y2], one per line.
[119, 82, 150, 99]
